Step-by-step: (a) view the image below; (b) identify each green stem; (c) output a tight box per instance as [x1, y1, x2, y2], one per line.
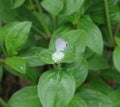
[29, 0, 33, 7]
[29, 0, 51, 36]
[32, 25, 47, 39]
[104, 0, 114, 46]
[58, 63, 61, 70]
[114, 23, 120, 37]
[0, 98, 9, 107]
[1, 44, 7, 57]
[35, 0, 51, 36]
[16, 14, 46, 38]
[35, 0, 43, 15]
[52, 15, 57, 32]
[57, 71, 60, 83]
[33, 12, 50, 35]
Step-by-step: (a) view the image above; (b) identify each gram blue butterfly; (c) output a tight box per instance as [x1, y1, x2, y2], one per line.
[55, 38, 68, 51]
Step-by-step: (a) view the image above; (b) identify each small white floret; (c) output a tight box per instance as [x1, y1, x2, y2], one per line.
[52, 51, 65, 63]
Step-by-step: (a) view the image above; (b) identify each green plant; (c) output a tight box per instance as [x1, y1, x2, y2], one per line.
[0, 0, 120, 107]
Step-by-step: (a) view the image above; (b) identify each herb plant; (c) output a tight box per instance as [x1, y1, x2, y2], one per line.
[0, 0, 120, 107]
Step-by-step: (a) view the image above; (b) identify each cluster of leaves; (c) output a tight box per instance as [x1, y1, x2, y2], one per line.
[0, 0, 120, 107]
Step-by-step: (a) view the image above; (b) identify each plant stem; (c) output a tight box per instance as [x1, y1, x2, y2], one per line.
[29, 0, 33, 7]
[104, 0, 115, 46]
[1, 44, 7, 57]
[35, 0, 51, 36]
[29, 0, 51, 36]
[35, 0, 43, 15]
[58, 63, 61, 70]
[114, 23, 120, 37]
[32, 25, 47, 39]
[0, 98, 9, 107]
[52, 15, 57, 32]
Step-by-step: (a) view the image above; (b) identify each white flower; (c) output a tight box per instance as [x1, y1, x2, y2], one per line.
[52, 51, 65, 63]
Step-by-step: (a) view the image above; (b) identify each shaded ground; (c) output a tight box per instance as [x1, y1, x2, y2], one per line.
[0, 71, 29, 101]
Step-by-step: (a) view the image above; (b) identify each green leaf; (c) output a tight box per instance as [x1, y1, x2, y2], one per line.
[101, 69, 120, 84]
[108, 89, 120, 107]
[84, 48, 95, 59]
[24, 66, 41, 84]
[83, 77, 112, 94]
[41, 0, 63, 15]
[66, 59, 88, 88]
[78, 89, 113, 107]
[115, 37, 120, 46]
[0, 0, 43, 35]
[61, 0, 85, 15]
[60, 12, 82, 24]
[40, 49, 54, 64]
[0, 22, 20, 43]
[0, 27, 5, 44]
[5, 21, 32, 56]
[66, 95, 88, 107]
[62, 52, 76, 63]
[8, 86, 42, 107]
[61, 30, 88, 57]
[88, 55, 109, 70]
[21, 47, 46, 66]
[5, 57, 26, 74]
[84, 0, 118, 12]
[0, 65, 3, 81]
[113, 46, 120, 72]
[84, 0, 119, 24]
[90, 10, 105, 24]
[110, 5, 120, 23]
[38, 71, 76, 107]
[77, 15, 103, 55]
[11, 0, 25, 9]
[0, 0, 17, 22]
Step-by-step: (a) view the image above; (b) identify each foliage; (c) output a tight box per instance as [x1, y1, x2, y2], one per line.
[0, 0, 120, 107]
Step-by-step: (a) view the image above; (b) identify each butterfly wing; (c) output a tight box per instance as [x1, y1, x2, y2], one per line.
[55, 38, 68, 51]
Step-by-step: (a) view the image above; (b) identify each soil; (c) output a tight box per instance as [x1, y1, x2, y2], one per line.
[0, 70, 29, 101]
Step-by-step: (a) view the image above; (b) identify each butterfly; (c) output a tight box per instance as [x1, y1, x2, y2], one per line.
[55, 38, 68, 51]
